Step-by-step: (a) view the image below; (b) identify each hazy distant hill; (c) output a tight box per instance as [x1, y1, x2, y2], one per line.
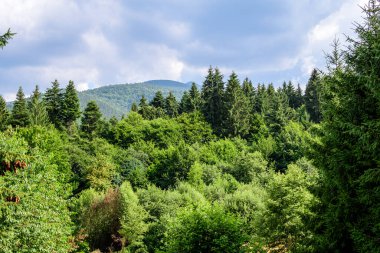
[78, 80, 193, 118]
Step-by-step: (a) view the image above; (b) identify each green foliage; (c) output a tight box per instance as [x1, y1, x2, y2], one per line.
[63, 80, 81, 127]
[119, 182, 149, 251]
[10, 87, 30, 127]
[201, 67, 226, 135]
[164, 91, 179, 117]
[163, 204, 248, 253]
[81, 100, 102, 138]
[0, 28, 15, 49]
[0, 95, 9, 130]
[224, 72, 251, 137]
[0, 130, 73, 253]
[260, 163, 318, 252]
[313, 2, 380, 251]
[28, 85, 49, 126]
[304, 69, 322, 123]
[44, 80, 64, 128]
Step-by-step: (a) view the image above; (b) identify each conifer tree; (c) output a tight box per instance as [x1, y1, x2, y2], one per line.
[305, 69, 322, 122]
[63, 80, 80, 127]
[0, 95, 9, 130]
[179, 91, 191, 114]
[188, 82, 202, 111]
[314, 2, 380, 251]
[201, 67, 225, 135]
[150, 91, 165, 109]
[10, 86, 29, 127]
[44, 80, 64, 128]
[165, 92, 179, 117]
[224, 72, 251, 137]
[138, 96, 150, 119]
[242, 77, 255, 107]
[81, 101, 102, 138]
[131, 102, 138, 112]
[28, 85, 49, 126]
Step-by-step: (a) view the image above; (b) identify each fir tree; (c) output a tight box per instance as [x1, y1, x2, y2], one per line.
[28, 85, 49, 126]
[44, 80, 64, 128]
[150, 91, 165, 109]
[224, 72, 251, 137]
[179, 91, 191, 114]
[10, 86, 29, 127]
[131, 102, 138, 112]
[304, 69, 322, 122]
[314, 2, 380, 251]
[188, 83, 202, 112]
[201, 67, 225, 135]
[63, 80, 80, 127]
[81, 101, 102, 138]
[165, 92, 179, 117]
[0, 95, 9, 130]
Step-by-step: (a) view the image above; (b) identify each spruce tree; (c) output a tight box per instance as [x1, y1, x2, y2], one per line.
[44, 80, 64, 128]
[188, 83, 202, 112]
[138, 96, 149, 119]
[28, 85, 49, 126]
[131, 102, 138, 112]
[179, 91, 191, 114]
[314, 2, 380, 251]
[63, 80, 80, 127]
[304, 69, 322, 122]
[150, 91, 165, 109]
[201, 67, 225, 135]
[10, 86, 29, 127]
[165, 92, 179, 117]
[224, 72, 251, 137]
[81, 101, 102, 138]
[0, 95, 9, 130]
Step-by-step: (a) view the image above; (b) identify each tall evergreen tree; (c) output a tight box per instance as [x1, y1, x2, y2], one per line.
[44, 80, 64, 128]
[224, 72, 251, 137]
[314, 2, 380, 251]
[201, 67, 225, 135]
[0, 95, 9, 130]
[165, 92, 179, 117]
[81, 101, 102, 138]
[188, 82, 202, 112]
[150, 91, 165, 109]
[304, 69, 322, 122]
[63, 80, 80, 127]
[28, 85, 49, 126]
[179, 91, 191, 114]
[10, 86, 29, 127]
[130, 102, 138, 112]
[138, 96, 150, 119]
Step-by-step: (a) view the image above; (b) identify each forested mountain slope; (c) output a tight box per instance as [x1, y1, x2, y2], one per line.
[78, 80, 192, 118]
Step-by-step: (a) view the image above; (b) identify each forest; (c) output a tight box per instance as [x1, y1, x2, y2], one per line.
[0, 2, 379, 253]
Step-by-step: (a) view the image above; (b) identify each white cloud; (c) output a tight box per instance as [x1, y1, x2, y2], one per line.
[299, 0, 367, 76]
[4, 92, 16, 102]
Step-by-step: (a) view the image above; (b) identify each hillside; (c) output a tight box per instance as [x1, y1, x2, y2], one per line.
[78, 80, 192, 118]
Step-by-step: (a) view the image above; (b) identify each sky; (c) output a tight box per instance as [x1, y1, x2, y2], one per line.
[0, 0, 368, 101]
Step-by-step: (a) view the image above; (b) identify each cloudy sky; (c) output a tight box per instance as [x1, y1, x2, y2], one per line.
[0, 0, 367, 101]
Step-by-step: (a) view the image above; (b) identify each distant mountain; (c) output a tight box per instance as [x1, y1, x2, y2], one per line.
[6, 80, 194, 118]
[78, 80, 193, 118]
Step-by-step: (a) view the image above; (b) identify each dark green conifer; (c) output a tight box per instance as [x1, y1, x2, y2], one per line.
[304, 69, 322, 122]
[63, 80, 80, 127]
[10, 86, 29, 127]
[224, 72, 251, 137]
[28, 85, 49, 126]
[81, 101, 102, 138]
[165, 92, 179, 117]
[201, 67, 225, 135]
[44, 80, 64, 128]
[0, 95, 9, 130]
[150, 91, 165, 108]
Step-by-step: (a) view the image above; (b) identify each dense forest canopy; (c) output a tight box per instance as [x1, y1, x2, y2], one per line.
[0, 1, 379, 252]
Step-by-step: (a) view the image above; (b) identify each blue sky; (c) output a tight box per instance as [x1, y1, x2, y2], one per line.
[0, 0, 366, 101]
